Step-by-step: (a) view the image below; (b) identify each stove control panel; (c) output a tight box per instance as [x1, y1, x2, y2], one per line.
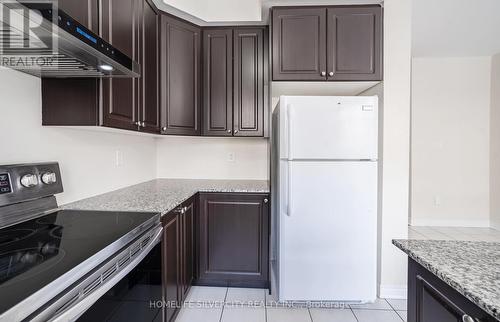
[0, 173, 12, 194]
[0, 163, 63, 208]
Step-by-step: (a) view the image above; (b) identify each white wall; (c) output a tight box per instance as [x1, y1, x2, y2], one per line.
[377, 0, 412, 299]
[490, 53, 500, 230]
[156, 136, 269, 180]
[0, 69, 157, 205]
[160, 0, 261, 22]
[411, 57, 492, 227]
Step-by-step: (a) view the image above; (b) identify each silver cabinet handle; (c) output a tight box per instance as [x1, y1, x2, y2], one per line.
[329, 72, 334, 77]
[134, 121, 140, 126]
[320, 71, 326, 76]
[162, 127, 167, 131]
[141, 121, 145, 127]
[462, 315, 475, 322]
[264, 198, 268, 204]
[227, 130, 232, 133]
[234, 129, 239, 134]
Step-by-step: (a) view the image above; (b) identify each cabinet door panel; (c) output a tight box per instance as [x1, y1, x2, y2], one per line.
[58, 0, 98, 32]
[162, 214, 180, 322]
[181, 201, 195, 298]
[101, 0, 139, 130]
[327, 6, 382, 81]
[161, 16, 201, 135]
[233, 28, 265, 137]
[203, 29, 233, 136]
[141, 0, 160, 133]
[272, 8, 326, 81]
[198, 194, 269, 287]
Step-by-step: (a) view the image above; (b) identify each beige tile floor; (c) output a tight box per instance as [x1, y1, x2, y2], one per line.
[173, 227, 500, 322]
[175, 286, 407, 322]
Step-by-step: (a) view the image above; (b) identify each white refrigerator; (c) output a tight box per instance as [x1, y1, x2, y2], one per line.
[271, 95, 378, 303]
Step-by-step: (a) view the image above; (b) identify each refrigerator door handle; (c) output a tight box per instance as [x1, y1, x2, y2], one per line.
[287, 104, 293, 161]
[287, 162, 292, 216]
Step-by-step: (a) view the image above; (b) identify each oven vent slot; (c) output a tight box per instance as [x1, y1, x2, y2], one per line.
[55, 293, 80, 315]
[83, 277, 102, 297]
[118, 254, 131, 268]
[130, 244, 141, 257]
[102, 264, 117, 282]
[141, 235, 151, 247]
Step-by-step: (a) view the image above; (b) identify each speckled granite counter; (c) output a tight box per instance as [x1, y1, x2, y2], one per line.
[393, 239, 500, 320]
[63, 179, 269, 215]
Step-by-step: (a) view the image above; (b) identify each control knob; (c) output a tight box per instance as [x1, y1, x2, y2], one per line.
[20, 174, 39, 188]
[41, 172, 57, 185]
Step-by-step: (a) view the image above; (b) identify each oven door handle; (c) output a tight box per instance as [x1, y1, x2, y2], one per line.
[50, 225, 163, 322]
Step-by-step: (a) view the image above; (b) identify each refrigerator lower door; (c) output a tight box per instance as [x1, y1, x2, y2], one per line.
[279, 161, 377, 302]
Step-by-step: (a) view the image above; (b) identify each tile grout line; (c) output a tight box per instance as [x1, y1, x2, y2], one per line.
[218, 287, 229, 322]
[385, 299, 406, 322]
[350, 307, 360, 322]
[307, 307, 313, 322]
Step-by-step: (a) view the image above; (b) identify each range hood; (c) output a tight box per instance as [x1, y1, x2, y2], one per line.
[0, 2, 140, 78]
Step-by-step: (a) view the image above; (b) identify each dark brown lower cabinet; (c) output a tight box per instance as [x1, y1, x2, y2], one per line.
[162, 211, 180, 322]
[197, 193, 269, 288]
[162, 197, 195, 322]
[408, 259, 496, 322]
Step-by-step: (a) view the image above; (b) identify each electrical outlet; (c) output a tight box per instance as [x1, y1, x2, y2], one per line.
[227, 152, 235, 162]
[115, 150, 124, 167]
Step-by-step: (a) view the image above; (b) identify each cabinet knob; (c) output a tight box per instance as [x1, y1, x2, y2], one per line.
[264, 198, 268, 204]
[329, 72, 334, 77]
[227, 130, 232, 133]
[162, 127, 167, 131]
[321, 71, 326, 76]
[462, 315, 475, 322]
[134, 121, 140, 126]
[234, 129, 239, 134]
[141, 121, 145, 127]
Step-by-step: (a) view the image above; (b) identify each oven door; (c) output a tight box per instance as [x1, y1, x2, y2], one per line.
[31, 225, 163, 322]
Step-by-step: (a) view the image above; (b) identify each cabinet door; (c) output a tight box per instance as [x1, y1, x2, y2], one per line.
[233, 28, 265, 137]
[41, 0, 99, 126]
[202, 29, 233, 136]
[162, 213, 181, 322]
[327, 6, 382, 81]
[101, 0, 140, 131]
[180, 200, 195, 299]
[140, 0, 160, 133]
[161, 16, 201, 136]
[272, 8, 327, 81]
[58, 0, 98, 32]
[198, 193, 269, 288]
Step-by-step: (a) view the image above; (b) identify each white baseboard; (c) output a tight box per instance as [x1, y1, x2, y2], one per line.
[379, 284, 407, 299]
[491, 219, 500, 231]
[410, 218, 490, 228]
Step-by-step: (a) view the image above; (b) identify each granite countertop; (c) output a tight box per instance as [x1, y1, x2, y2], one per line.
[393, 239, 500, 320]
[63, 178, 269, 215]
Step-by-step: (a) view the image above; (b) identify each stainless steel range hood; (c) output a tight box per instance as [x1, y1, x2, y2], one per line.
[0, 1, 140, 78]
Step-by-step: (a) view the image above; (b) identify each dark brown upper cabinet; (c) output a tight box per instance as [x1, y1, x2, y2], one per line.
[203, 29, 233, 136]
[101, 0, 141, 131]
[272, 5, 382, 81]
[197, 193, 269, 288]
[42, 0, 160, 133]
[327, 7, 382, 81]
[203, 27, 268, 137]
[58, 0, 98, 32]
[234, 28, 266, 137]
[161, 15, 201, 136]
[140, 0, 161, 133]
[272, 7, 327, 81]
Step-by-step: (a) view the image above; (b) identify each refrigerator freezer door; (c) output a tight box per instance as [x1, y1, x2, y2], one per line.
[279, 160, 377, 302]
[279, 96, 378, 160]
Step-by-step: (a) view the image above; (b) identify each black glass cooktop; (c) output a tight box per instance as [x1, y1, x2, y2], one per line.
[0, 209, 158, 316]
